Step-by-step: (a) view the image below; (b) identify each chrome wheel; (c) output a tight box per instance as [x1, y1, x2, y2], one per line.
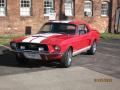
[67, 49, 72, 66]
[93, 42, 97, 53]
[61, 48, 73, 68]
[87, 41, 97, 55]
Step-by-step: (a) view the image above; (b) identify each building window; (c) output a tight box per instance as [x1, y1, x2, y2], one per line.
[84, 0, 93, 17]
[101, 2, 109, 17]
[20, 0, 31, 16]
[0, 0, 6, 16]
[44, 0, 54, 16]
[65, 0, 74, 16]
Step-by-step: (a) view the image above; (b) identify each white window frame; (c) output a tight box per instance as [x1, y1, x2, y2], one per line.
[20, 0, 32, 16]
[101, 2, 109, 17]
[84, 0, 93, 17]
[65, 0, 74, 16]
[44, 0, 54, 16]
[0, 0, 6, 16]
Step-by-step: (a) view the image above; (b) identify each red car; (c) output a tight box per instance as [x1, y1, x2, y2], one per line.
[10, 20, 100, 68]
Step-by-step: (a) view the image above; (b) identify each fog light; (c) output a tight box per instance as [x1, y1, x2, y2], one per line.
[20, 46, 25, 50]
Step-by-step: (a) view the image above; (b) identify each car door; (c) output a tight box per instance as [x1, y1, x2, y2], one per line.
[76, 24, 91, 50]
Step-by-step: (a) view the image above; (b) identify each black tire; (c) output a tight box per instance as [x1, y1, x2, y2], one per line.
[16, 53, 28, 64]
[60, 48, 73, 68]
[87, 41, 97, 55]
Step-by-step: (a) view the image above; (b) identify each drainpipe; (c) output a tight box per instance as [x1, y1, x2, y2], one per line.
[116, 11, 120, 33]
[59, 0, 63, 20]
[108, 0, 112, 33]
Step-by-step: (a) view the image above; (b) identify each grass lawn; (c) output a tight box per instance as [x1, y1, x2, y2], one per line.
[0, 35, 24, 45]
[100, 33, 120, 40]
[0, 33, 120, 45]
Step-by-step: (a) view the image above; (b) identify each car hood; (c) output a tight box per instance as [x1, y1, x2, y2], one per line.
[13, 33, 73, 45]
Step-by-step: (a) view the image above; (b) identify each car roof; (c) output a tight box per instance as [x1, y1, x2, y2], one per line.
[50, 20, 71, 23]
[49, 20, 87, 25]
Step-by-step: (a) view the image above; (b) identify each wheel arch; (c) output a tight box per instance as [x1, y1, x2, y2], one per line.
[68, 46, 73, 53]
[91, 38, 97, 45]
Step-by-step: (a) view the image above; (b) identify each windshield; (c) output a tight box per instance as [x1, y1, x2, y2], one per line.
[38, 23, 76, 35]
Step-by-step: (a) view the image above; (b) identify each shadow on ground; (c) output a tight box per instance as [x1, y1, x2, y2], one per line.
[0, 49, 62, 68]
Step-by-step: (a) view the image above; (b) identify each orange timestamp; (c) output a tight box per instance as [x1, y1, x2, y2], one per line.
[94, 78, 112, 83]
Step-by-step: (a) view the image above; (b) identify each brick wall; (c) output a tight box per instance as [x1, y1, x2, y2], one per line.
[0, 0, 47, 35]
[74, 0, 110, 33]
[0, 0, 113, 35]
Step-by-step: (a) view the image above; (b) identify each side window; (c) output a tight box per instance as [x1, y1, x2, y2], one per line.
[78, 24, 88, 35]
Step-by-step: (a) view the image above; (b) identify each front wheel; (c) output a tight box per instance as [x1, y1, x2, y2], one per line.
[87, 41, 97, 55]
[60, 48, 73, 68]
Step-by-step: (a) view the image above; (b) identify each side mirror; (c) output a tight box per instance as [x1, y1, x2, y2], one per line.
[25, 26, 31, 35]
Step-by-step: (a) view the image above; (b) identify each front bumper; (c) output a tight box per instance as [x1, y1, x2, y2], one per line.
[13, 50, 63, 60]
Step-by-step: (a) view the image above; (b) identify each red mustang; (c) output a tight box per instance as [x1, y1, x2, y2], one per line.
[10, 20, 100, 68]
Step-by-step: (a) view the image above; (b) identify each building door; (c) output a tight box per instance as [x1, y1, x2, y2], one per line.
[115, 8, 120, 33]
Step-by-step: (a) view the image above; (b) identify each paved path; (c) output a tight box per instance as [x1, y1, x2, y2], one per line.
[0, 66, 119, 90]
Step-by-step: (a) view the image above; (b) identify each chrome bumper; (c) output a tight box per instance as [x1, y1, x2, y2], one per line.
[12, 49, 63, 55]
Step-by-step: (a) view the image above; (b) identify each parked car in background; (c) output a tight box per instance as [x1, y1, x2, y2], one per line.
[10, 20, 100, 68]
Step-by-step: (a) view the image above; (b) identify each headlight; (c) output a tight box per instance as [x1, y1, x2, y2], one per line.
[10, 42, 17, 49]
[54, 45, 61, 51]
[38, 47, 44, 51]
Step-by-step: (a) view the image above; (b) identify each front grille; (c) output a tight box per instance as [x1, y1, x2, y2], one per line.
[17, 43, 48, 51]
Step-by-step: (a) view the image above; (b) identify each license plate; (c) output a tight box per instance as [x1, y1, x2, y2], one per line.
[24, 52, 41, 60]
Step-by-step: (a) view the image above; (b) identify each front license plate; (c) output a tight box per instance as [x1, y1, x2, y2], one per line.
[24, 52, 41, 60]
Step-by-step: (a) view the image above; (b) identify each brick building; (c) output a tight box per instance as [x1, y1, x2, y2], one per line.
[0, 0, 118, 35]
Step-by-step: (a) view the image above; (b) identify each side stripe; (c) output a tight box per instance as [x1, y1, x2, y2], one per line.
[73, 46, 91, 56]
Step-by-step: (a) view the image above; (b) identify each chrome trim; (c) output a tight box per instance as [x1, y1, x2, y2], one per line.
[12, 49, 63, 55]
